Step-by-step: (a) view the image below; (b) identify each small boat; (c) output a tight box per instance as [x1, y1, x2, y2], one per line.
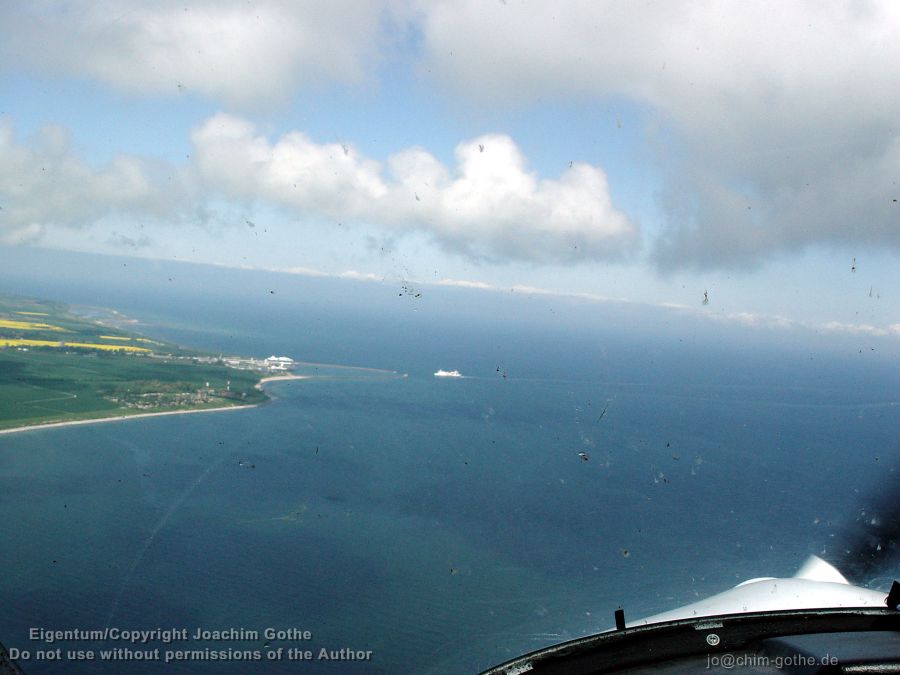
[434, 369, 462, 378]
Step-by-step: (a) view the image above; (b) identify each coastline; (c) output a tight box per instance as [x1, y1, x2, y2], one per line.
[0, 373, 310, 436]
[0, 403, 256, 436]
[254, 373, 309, 389]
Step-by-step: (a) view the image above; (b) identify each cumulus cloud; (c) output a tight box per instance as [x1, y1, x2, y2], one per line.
[272, 265, 328, 278]
[0, 121, 191, 244]
[0, 112, 637, 263]
[339, 270, 382, 282]
[818, 321, 896, 338]
[191, 113, 638, 263]
[435, 279, 494, 290]
[0, 0, 390, 107]
[414, 0, 900, 268]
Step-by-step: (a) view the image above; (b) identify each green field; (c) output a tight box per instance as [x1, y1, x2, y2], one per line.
[0, 295, 268, 431]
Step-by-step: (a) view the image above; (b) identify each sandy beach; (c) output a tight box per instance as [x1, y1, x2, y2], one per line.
[254, 373, 309, 389]
[0, 403, 256, 436]
[0, 373, 309, 436]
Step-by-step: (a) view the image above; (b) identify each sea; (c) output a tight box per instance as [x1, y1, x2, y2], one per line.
[0, 250, 897, 674]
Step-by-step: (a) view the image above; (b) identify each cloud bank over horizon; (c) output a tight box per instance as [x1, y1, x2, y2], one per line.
[0, 114, 638, 264]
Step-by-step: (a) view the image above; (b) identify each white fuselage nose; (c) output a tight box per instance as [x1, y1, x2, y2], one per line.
[631, 556, 887, 627]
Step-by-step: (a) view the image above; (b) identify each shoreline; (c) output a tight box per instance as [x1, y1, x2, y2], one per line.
[0, 373, 310, 436]
[254, 373, 309, 389]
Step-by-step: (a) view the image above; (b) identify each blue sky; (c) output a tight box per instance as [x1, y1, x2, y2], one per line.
[0, 1, 897, 340]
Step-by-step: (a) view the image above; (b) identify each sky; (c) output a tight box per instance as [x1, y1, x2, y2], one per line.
[0, 0, 897, 340]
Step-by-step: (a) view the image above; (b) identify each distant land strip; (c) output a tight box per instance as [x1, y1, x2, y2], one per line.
[290, 360, 399, 374]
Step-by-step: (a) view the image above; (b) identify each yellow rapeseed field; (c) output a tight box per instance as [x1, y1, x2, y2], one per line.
[63, 342, 151, 353]
[0, 319, 68, 332]
[15, 311, 49, 316]
[0, 339, 62, 348]
[99, 335, 132, 341]
[0, 339, 150, 353]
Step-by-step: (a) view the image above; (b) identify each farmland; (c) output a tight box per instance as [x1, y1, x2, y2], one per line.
[0, 295, 269, 431]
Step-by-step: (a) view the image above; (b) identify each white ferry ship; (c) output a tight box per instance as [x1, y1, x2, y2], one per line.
[434, 369, 462, 378]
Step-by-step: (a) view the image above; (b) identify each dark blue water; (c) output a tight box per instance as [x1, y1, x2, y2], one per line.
[0, 253, 897, 673]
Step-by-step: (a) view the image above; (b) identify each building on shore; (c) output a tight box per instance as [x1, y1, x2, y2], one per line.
[264, 356, 294, 371]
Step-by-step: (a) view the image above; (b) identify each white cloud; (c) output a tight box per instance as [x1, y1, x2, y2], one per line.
[339, 270, 382, 281]
[414, 0, 900, 267]
[435, 278, 494, 290]
[0, 112, 638, 264]
[191, 113, 639, 263]
[707, 310, 795, 331]
[0, 121, 191, 244]
[272, 265, 329, 278]
[0, 0, 391, 107]
[191, 114, 388, 215]
[817, 321, 892, 337]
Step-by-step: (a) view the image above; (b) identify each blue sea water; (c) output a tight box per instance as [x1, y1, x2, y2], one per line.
[0, 253, 897, 673]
